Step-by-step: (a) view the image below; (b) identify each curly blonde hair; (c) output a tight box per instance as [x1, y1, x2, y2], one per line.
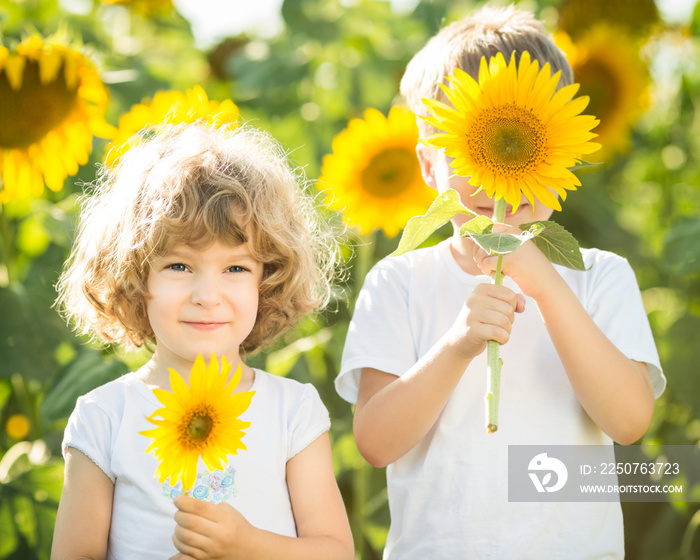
[56, 122, 339, 355]
[400, 5, 574, 140]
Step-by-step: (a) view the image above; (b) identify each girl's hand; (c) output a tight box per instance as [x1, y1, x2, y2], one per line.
[473, 222, 559, 301]
[170, 494, 254, 560]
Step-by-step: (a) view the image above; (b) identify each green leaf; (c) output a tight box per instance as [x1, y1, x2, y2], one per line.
[363, 521, 390, 552]
[0, 379, 12, 410]
[266, 328, 332, 378]
[459, 215, 493, 236]
[523, 222, 546, 237]
[40, 351, 128, 427]
[520, 221, 586, 271]
[0, 281, 71, 381]
[470, 229, 537, 255]
[663, 218, 700, 275]
[390, 189, 475, 257]
[569, 160, 602, 171]
[663, 312, 700, 419]
[0, 498, 18, 557]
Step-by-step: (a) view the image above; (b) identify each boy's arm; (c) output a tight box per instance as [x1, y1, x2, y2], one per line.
[354, 282, 525, 468]
[477, 229, 655, 445]
[51, 448, 114, 560]
[536, 274, 654, 444]
[171, 432, 354, 560]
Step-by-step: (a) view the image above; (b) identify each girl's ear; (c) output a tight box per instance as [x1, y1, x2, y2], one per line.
[416, 144, 438, 190]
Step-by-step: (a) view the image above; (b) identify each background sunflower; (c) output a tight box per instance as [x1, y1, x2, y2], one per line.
[0, 35, 114, 203]
[557, 0, 660, 40]
[104, 85, 239, 167]
[319, 106, 434, 237]
[99, 0, 175, 17]
[556, 26, 651, 162]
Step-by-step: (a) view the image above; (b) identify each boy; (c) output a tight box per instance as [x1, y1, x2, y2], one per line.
[335, 5, 665, 558]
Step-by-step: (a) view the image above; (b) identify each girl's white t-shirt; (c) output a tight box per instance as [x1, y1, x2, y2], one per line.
[336, 239, 665, 560]
[63, 368, 330, 559]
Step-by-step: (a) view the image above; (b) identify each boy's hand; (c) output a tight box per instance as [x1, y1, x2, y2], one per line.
[169, 494, 253, 560]
[448, 282, 525, 359]
[473, 223, 558, 300]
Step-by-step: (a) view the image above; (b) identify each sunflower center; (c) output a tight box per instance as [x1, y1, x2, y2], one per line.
[469, 103, 547, 178]
[179, 405, 217, 448]
[0, 59, 78, 149]
[188, 414, 213, 441]
[361, 147, 419, 198]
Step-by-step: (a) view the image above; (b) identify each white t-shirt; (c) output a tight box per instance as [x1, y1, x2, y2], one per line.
[63, 368, 330, 559]
[336, 239, 665, 560]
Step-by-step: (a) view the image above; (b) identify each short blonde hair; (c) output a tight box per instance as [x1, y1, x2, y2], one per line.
[57, 122, 339, 355]
[401, 4, 573, 139]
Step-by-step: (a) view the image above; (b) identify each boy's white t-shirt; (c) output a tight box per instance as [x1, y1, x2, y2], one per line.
[63, 368, 330, 559]
[336, 239, 665, 560]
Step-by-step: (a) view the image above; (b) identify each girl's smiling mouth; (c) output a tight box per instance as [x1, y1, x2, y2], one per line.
[183, 322, 227, 331]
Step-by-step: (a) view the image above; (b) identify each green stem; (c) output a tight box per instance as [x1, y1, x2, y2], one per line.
[485, 198, 506, 434]
[0, 205, 15, 285]
[352, 231, 375, 558]
[350, 231, 374, 314]
[680, 508, 700, 558]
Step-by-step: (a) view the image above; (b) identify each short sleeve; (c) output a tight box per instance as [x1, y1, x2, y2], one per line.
[335, 260, 418, 404]
[584, 252, 666, 397]
[287, 384, 330, 460]
[62, 395, 116, 482]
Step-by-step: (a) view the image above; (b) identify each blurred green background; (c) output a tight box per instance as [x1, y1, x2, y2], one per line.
[0, 0, 699, 558]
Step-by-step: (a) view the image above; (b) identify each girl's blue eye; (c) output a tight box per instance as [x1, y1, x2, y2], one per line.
[168, 263, 187, 272]
[228, 265, 247, 273]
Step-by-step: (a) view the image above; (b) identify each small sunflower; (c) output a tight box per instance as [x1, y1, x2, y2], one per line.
[555, 26, 650, 161]
[140, 354, 254, 492]
[99, 0, 174, 17]
[421, 51, 600, 212]
[6, 414, 31, 440]
[0, 35, 115, 204]
[104, 85, 239, 167]
[319, 106, 434, 237]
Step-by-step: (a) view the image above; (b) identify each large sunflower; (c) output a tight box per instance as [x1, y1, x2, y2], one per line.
[422, 51, 600, 212]
[319, 106, 435, 237]
[104, 85, 239, 167]
[555, 26, 650, 161]
[140, 355, 254, 492]
[0, 36, 114, 204]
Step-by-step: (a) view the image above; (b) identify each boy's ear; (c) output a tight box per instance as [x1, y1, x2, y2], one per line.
[416, 144, 438, 190]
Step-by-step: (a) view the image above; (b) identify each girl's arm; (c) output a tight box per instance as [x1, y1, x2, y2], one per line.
[170, 432, 353, 560]
[51, 448, 114, 560]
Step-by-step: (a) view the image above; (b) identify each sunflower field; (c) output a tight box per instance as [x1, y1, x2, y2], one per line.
[0, 0, 699, 558]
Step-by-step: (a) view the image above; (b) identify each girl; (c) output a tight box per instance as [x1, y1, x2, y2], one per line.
[51, 122, 353, 560]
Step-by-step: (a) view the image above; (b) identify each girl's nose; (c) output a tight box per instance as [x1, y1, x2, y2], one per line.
[190, 275, 222, 308]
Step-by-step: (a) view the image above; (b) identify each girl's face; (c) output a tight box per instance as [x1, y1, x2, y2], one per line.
[146, 239, 263, 376]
